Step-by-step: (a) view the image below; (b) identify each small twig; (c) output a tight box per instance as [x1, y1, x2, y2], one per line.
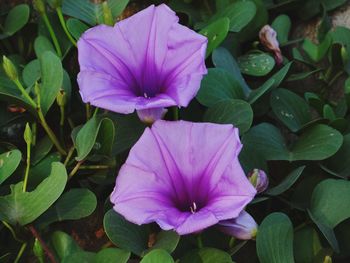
[69, 161, 84, 178]
[28, 225, 58, 263]
[14, 242, 27, 263]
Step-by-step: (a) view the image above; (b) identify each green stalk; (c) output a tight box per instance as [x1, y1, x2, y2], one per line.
[14, 243, 27, 263]
[42, 13, 62, 57]
[172, 107, 179, 121]
[56, 7, 77, 47]
[13, 79, 37, 107]
[37, 109, 67, 155]
[22, 137, 31, 192]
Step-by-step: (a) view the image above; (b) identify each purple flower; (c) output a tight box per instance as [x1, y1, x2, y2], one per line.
[248, 169, 269, 193]
[259, 25, 283, 65]
[77, 4, 207, 123]
[110, 120, 256, 235]
[218, 210, 258, 240]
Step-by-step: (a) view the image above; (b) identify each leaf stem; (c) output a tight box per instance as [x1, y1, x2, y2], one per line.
[2, 221, 24, 243]
[79, 165, 112, 170]
[28, 225, 58, 263]
[86, 103, 91, 120]
[56, 7, 77, 47]
[22, 138, 31, 192]
[14, 242, 27, 263]
[63, 146, 75, 166]
[37, 109, 67, 155]
[172, 107, 179, 121]
[69, 161, 83, 178]
[196, 234, 203, 249]
[13, 79, 37, 107]
[42, 13, 62, 57]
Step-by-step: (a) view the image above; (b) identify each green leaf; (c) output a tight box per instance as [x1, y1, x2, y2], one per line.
[302, 35, 332, 62]
[323, 134, 350, 178]
[310, 179, 350, 228]
[294, 226, 323, 263]
[0, 162, 67, 225]
[95, 248, 130, 263]
[75, 116, 115, 161]
[22, 59, 41, 88]
[39, 51, 63, 115]
[203, 99, 253, 133]
[51, 231, 82, 260]
[109, 113, 146, 155]
[212, 47, 251, 95]
[248, 62, 292, 104]
[103, 209, 149, 256]
[146, 231, 180, 254]
[0, 4, 30, 39]
[34, 36, 56, 58]
[141, 249, 174, 263]
[205, 1, 257, 32]
[256, 213, 294, 263]
[181, 248, 233, 263]
[66, 18, 89, 41]
[108, 0, 130, 18]
[270, 88, 312, 132]
[242, 123, 343, 161]
[200, 18, 230, 58]
[0, 149, 21, 185]
[36, 189, 97, 228]
[31, 136, 53, 165]
[62, 252, 96, 263]
[271, 14, 291, 44]
[238, 53, 275, 76]
[197, 68, 244, 107]
[266, 166, 305, 196]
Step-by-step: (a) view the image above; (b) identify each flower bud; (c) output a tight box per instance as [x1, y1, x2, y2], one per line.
[2, 56, 18, 81]
[33, 0, 46, 15]
[56, 89, 67, 107]
[24, 123, 32, 145]
[259, 25, 283, 65]
[248, 169, 269, 193]
[323, 255, 332, 263]
[137, 107, 168, 125]
[102, 2, 114, 26]
[218, 211, 258, 240]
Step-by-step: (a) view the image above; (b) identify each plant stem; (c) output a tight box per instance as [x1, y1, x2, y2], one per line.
[93, 107, 99, 118]
[42, 13, 62, 57]
[13, 79, 37, 107]
[196, 235, 203, 249]
[2, 221, 24, 243]
[79, 165, 112, 170]
[22, 139, 31, 192]
[56, 7, 77, 47]
[86, 103, 91, 120]
[32, 123, 37, 146]
[37, 109, 67, 155]
[328, 70, 344, 87]
[69, 161, 83, 178]
[63, 146, 75, 166]
[14, 242, 27, 263]
[28, 225, 58, 263]
[172, 107, 179, 121]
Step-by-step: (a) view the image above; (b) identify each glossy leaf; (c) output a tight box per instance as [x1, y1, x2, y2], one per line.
[0, 4, 30, 39]
[238, 53, 275, 76]
[51, 231, 82, 260]
[181, 248, 233, 263]
[95, 248, 130, 263]
[66, 18, 89, 40]
[271, 14, 291, 44]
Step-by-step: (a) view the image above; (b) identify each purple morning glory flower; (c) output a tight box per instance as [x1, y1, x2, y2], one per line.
[77, 4, 207, 123]
[218, 210, 258, 240]
[110, 120, 256, 235]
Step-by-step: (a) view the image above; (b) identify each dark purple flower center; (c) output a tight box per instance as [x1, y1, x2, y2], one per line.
[171, 187, 209, 214]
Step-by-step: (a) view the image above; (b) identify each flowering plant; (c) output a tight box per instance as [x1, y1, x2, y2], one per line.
[0, 1, 350, 262]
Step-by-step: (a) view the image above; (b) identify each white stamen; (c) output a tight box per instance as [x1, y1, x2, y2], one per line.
[190, 202, 197, 214]
[143, 92, 148, 98]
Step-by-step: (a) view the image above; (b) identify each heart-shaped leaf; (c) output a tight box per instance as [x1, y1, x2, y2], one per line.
[197, 68, 244, 107]
[270, 88, 312, 132]
[203, 99, 253, 133]
[0, 162, 67, 225]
